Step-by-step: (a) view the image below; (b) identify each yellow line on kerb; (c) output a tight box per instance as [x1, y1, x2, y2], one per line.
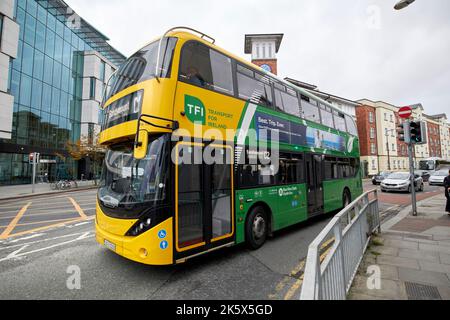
[283, 237, 335, 300]
[0, 202, 32, 239]
[68, 197, 87, 219]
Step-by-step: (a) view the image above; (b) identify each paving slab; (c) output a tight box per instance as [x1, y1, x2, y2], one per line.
[423, 226, 450, 236]
[418, 261, 450, 274]
[377, 255, 420, 270]
[350, 275, 407, 300]
[383, 239, 419, 250]
[419, 243, 450, 254]
[440, 253, 450, 265]
[398, 267, 450, 287]
[437, 286, 450, 300]
[398, 248, 440, 262]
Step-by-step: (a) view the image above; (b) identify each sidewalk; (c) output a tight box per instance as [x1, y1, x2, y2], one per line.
[0, 180, 98, 201]
[349, 194, 450, 300]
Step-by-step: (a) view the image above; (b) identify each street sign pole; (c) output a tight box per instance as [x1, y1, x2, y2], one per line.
[408, 141, 417, 216]
[32, 152, 36, 194]
[398, 107, 417, 216]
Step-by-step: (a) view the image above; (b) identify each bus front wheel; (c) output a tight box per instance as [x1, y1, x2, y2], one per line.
[245, 207, 268, 250]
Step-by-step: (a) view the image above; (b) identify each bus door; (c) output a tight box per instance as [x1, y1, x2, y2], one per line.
[175, 142, 234, 260]
[305, 154, 324, 217]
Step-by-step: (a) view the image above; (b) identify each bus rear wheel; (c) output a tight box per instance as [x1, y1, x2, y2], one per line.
[245, 207, 268, 250]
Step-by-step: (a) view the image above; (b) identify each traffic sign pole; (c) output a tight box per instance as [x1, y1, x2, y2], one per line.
[407, 141, 417, 216]
[32, 152, 36, 194]
[398, 106, 417, 216]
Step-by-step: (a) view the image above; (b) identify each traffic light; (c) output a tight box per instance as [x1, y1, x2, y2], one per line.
[28, 152, 40, 165]
[409, 121, 427, 144]
[397, 122, 410, 143]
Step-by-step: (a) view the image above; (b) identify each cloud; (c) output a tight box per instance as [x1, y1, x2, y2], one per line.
[66, 0, 450, 118]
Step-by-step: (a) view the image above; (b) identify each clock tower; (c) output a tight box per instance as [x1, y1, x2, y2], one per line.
[244, 33, 284, 75]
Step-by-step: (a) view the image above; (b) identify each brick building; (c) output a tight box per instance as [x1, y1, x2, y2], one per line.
[356, 100, 450, 176]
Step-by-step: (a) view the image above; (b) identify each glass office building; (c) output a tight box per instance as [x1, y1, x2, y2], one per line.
[0, 0, 125, 185]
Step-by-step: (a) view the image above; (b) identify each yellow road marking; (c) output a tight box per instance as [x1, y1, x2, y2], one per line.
[0, 202, 32, 239]
[283, 242, 334, 300]
[0, 217, 78, 228]
[68, 197, 87, 219]
[5, 216, 94, 239]
[270, 235, 336, 298]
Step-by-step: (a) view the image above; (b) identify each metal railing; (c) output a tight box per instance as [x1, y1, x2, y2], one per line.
[300, 189, 380, 300]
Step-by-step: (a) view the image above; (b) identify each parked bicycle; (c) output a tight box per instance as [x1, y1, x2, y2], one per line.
[50, 180, 78, 190]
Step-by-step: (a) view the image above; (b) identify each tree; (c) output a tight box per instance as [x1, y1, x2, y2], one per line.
[65, 132, 106, 185]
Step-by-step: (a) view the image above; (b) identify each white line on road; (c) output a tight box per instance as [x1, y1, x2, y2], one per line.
[0, 232, 94, 262]
[7, 233, 45, 243]
[0, 231, 93, 251]
[73, 221, 91, 227]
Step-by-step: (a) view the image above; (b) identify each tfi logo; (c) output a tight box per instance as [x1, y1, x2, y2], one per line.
[185, 95, 206, 125]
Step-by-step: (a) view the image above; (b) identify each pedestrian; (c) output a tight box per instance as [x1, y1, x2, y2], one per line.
[445, 169, 450, 216]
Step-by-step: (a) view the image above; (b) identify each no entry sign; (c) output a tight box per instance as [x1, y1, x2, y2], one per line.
[398, 106, 412, 118]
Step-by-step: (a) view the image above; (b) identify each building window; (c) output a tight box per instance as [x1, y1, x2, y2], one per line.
[370, 127, 375, 139]
[390, 114, 393, 122]
[99, 60, 106, 82]
[392, 143, 395, 151]
[89, 77, 96, 99]
[371, 159, 376, 170]
[384, 113, 387, 121]
[368, 112, 374, 123]
[371, 143, 376, 154]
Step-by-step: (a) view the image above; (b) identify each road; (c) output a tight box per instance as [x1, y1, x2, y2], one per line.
[0, 181, 445, 300]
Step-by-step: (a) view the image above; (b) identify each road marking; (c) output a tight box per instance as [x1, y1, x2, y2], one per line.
[0, 202, 32, 239]
[0, 207, 96, 220]
[74, 221, 91, 227]
[68, 197, 87, 219]
[5, 244, 29, 260]
[0, 232, 94, 262]
[270, 236, 335, 299]
[284, 243, 333, 300]
[4, 216, 94, 239]
[0, 217, 79, 228]
[6, 233, 45, 244]
[0, 231, 93, 251]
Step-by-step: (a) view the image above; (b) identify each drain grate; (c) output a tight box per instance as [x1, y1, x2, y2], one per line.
[405, 282, 441, 300]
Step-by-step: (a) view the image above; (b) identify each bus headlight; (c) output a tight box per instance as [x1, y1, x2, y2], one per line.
[127, 217, 152, 236]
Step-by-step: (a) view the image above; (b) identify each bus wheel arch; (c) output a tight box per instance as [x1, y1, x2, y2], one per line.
[244, 202, 272, 250]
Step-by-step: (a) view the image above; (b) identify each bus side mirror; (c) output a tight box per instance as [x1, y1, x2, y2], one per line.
[134, 130, 148, 159]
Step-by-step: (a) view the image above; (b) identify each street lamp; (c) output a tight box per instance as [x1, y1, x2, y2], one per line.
[385, 128, 395, 171]
[394, 0, 415, 10]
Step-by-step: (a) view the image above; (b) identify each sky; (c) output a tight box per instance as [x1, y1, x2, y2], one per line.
[66, 0, 450, 118]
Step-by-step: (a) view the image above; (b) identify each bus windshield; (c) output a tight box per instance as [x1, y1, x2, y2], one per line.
[98, 135, 169, 217]
[104, 37, 177, 103]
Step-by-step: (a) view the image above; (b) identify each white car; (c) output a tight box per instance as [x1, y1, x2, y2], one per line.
[380, 172, 424, 193]
[428, 170, 448, 186]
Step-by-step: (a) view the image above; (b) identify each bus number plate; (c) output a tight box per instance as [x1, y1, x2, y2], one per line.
[104, 239, 116, 252]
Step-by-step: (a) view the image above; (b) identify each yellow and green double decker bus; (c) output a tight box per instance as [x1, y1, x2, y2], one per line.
[96, 27, 363, 265]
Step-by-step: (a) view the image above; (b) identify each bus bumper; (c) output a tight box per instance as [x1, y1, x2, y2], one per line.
[95, 214, 173, 266]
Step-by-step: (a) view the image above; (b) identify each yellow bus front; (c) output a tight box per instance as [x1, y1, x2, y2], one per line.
[95, 35, 180, 265]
